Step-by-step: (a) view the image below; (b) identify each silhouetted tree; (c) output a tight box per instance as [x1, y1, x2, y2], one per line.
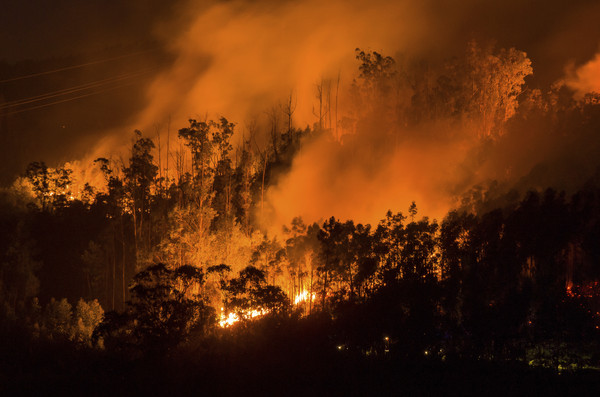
[222, 265, 289, 320]
[124, 130, 158, 262]
[95, 263, 215, 355]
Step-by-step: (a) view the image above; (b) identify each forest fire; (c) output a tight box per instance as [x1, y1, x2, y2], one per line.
[2, 0, 600, 394]
[293, 290, 316, 305]
[219, 289, 316, 327]
[218, 308, 268, 328]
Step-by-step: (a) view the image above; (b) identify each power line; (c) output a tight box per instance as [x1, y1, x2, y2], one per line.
[0, 48, 159, 84]
[1, 72, 152, 116]
[0, 67, 157, 110]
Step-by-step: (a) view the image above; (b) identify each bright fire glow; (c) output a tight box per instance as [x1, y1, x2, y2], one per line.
[219, 308, 268, 327]
[294, 290, 316, 305]
[219, 290, 316, 327]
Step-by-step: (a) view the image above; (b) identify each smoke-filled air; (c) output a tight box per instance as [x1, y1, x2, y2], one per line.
[3, 0, 600, 394]
[55, 0, 596, 230]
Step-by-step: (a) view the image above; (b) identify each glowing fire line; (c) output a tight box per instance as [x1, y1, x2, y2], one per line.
[218, 289, 316, 327]
[219, 308, 268, 327]
[294, 290, 316, 305]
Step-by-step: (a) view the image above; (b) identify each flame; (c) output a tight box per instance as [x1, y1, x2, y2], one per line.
[218, 312, 240, 327]
[218, 290, 315, 327]
[294, 290, 316, 305]
[218, 308, 268, 328]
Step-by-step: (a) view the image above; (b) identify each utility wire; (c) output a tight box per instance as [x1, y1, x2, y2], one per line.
[0, 48, 159, 84]
[0, 67, 157, 110]
[1, 72, 152, 116]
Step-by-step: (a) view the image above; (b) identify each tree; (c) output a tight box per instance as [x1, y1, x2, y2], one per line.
[233, 139, 254, 235]
[355, 49, 397, 97]
[25, 161, 51, 211]
[81, 240, 107, 301]
[124, 130, 158, 262]
[49, 166, 73, 210]
[0, 237, 40, 315]
[211, 118, 235, 229]
[374, 211, 406, 285]
[283, 218, 310, 301]
[439, 210, 476, 326]
[281, 91, 297, 146]
[42, 298, 72, 339]
[400, 217, 439, 282]
[316, 217, 356, 308]
[24, 162, 73, 211]
[173, 119, 239, 264]
[250, 235, 285, 285]
[283, 218, 321, 313]
[72, 298, 104, 344]
[348, 223, 377, 300]
[463, 41, 533, 137]
[94, 157, 130, 310]
[222, 265, 289, 321]
[94, 263, 216, 354]
[178, 119, 216, 229]
[408, 41, 533, 138]
[350, 49, 403, 138]
[408, 201, 417, 222]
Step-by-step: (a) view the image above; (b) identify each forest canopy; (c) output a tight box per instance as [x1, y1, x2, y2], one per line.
[1, 43, 600, 392]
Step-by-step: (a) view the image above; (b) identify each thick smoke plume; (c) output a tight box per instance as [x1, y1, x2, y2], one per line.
[131, 0, 437, 129]
[566, 52, 600, 99]
[266, 121, 476, 226]
[78, 0, 600, 228]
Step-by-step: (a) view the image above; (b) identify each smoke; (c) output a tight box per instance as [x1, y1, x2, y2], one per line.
[94, 0, 600, 229]
[115, 0, 496, 229]
[130, 0, 441, 131]
[0, 1, 177, 62]
[565, 52, 600, 98]
[10, 0, 600, 227]
[266, 122, 476, 226]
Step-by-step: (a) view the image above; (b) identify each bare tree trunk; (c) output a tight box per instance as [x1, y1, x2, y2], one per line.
[322, 270, 327, 311]
[317, 81, 323, 130]
[309, 265, 313, 315]
[112, 240, 116, 311]
[121, 215, 126, 310]
[261, 154, 267, 221]
[132, 205, 138, 266]
[199, 145, 204, 236]
[174, 145, 185, 206]
[139, 196, 144, 258]
[148, 204, 152, 258]
[226, 172, 232, 220]
[327, 79, 332, 130]
[166, 116, 170, 185]
[268, 106, 279, 160]
[156, 124, 162, 193]
[249, 126, 267, 226]
[283, 91, 296, 145]
[335, 71, 340, 140]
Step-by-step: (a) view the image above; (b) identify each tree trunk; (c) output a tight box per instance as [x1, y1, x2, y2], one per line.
[261, 154, 267, 221]
[121, 215, 126, 310]
[112, 230, 116, 311]
[335, 72, 340, 139]
[309, 265, 313, 315]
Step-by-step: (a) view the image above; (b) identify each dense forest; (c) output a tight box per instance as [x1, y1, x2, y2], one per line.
[2, 42, 600, 394]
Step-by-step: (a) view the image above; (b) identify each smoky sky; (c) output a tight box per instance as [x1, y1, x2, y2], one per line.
[0, 0, 188, 184]
[1, 0, 600, 226]
[0, 0, 181, 62]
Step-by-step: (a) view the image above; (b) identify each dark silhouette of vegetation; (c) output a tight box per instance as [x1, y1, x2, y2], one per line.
[94, 263, 215, 355]
[2, 43, 600, 394]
